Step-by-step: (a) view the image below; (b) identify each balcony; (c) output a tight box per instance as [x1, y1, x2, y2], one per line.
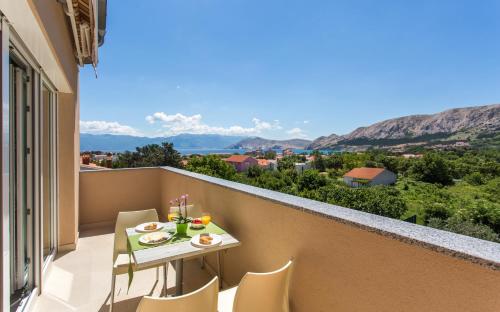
[34, 167, 500, 311]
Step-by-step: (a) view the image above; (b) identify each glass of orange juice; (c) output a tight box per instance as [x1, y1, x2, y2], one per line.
[201, 212, 211, 225]
[168, 207, 180, 222]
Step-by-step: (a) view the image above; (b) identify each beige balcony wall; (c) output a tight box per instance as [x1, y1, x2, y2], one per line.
[159, 169, 500, 312]
[79, 168, 162, 227]
[79, 168, 500, 312]
[58, 92, 79, 249]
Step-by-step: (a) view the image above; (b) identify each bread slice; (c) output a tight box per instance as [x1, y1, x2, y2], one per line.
[199, 235, 213, 245]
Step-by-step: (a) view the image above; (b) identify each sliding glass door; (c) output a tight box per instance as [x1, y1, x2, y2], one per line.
[3, 29, 60, 311]
[9, 59, 34, 307]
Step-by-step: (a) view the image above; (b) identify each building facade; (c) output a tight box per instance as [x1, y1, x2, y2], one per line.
[224, 155, 258, 172]
[0, 1, 106, 310]
[294, 162, 312, 173]
[343, 167, 396, 187]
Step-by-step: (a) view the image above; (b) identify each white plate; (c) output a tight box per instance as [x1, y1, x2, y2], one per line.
[139, 232, 172, 245]
[190, 233, 222, 248]
[135, 222, 164, 233]
[190, 223, 205, 230]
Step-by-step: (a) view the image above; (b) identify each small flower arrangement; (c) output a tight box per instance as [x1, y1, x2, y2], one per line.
[170, 194, 193, 225]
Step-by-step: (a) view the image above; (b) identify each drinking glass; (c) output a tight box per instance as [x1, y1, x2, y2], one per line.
[168, 207, 180, 222]
[201, 212, 211, 225]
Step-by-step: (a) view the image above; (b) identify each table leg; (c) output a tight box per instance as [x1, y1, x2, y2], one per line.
[163, 262, 168, 296]
[217, 251, 222, 289]
[175, 259, 183, 296]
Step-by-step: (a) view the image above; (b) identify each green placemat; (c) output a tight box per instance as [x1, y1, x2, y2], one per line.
[128, 222, 227, 252]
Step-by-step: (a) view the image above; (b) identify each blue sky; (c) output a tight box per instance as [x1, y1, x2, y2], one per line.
[80, 0, 500, 140]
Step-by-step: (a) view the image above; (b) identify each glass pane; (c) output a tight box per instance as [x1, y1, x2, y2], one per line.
[42, 85, 54, 260]
[9, 63, 32, 307]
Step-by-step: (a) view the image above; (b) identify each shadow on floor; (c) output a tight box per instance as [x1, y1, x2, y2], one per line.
[99, 296, 142, 312]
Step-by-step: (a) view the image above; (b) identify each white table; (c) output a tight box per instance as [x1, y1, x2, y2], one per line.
[126, 223, 241, 296]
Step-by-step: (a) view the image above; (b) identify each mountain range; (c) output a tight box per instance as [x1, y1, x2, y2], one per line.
[226, 137, 312, 149]
[307, 104, 500, 149]
[81, 104, 499, 152]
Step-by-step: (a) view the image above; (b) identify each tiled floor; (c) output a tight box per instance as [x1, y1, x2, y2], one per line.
[32, 227, 214, 312]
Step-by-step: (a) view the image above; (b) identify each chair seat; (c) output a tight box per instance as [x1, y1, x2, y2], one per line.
[218, 286, 238, 312]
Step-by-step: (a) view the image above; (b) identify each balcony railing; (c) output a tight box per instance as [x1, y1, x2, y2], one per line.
[37, 167, 500, 311]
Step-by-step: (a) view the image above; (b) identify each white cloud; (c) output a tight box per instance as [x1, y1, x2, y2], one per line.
[80, 120, 142, 136]
[303, 120, 310, 124]
[286, 127, 308, 139]
[145, 112, 282, 136]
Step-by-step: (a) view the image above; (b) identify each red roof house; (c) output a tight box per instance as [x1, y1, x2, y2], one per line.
[343, 167, 396, 187]
[224, 155, 259, 172]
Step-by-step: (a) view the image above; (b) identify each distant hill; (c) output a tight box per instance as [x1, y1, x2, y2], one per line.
[80, 133, 246, 152]
[227, 137, 312, 149]
[307, 104, 500, 150]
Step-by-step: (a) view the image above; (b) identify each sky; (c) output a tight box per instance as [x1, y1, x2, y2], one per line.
[80, 0, 500, 140]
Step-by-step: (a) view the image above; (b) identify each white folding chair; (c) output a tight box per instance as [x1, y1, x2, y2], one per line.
[218, 260, 293, 312]
[136, 276, 219, 312]
[110, 209, 168, 311]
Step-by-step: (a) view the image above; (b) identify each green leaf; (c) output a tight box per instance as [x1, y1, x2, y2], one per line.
[127, 239, 134, 293]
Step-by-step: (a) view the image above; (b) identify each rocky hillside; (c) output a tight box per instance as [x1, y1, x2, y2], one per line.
[308, 104, 500, 149]
[227, 137, 312, 150]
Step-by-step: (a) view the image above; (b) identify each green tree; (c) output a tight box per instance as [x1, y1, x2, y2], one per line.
[277, 156, 296, 171]
[311, 150, 326, 172]
[324, 154, 343, 169]
[410, 153, 453, 185]
[263, 150, 277, 160]
[114, 142, 182, 168]
[297, 170, 327, 191]
[247, 165, 264, 178]
[186, 155, 236, 180]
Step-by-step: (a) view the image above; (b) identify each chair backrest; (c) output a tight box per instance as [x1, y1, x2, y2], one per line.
[233, 260, 293, 312]
[136, 276, 219, 312]
[113, 209, 159, 260]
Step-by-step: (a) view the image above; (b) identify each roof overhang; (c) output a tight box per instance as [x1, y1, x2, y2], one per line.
[0, 0, 73, 92]
[63, 0, 107, 67]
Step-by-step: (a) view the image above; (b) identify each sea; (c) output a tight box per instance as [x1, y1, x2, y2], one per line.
[176, 148, 334, 155]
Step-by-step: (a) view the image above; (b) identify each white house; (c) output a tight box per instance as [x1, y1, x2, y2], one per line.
[257, 159, 278, 171]
[343, 167, 396, 187]
[295, 162, 312, 173]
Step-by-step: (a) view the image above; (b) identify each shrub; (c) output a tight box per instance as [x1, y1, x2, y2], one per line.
[460, 200, 500, 233]
[428, 217, 499, 242]
[464, 172, 485, 185]
[246, 165, 263, 178]
[423, 202, 451, 224]
[319, 185, 407, 219]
